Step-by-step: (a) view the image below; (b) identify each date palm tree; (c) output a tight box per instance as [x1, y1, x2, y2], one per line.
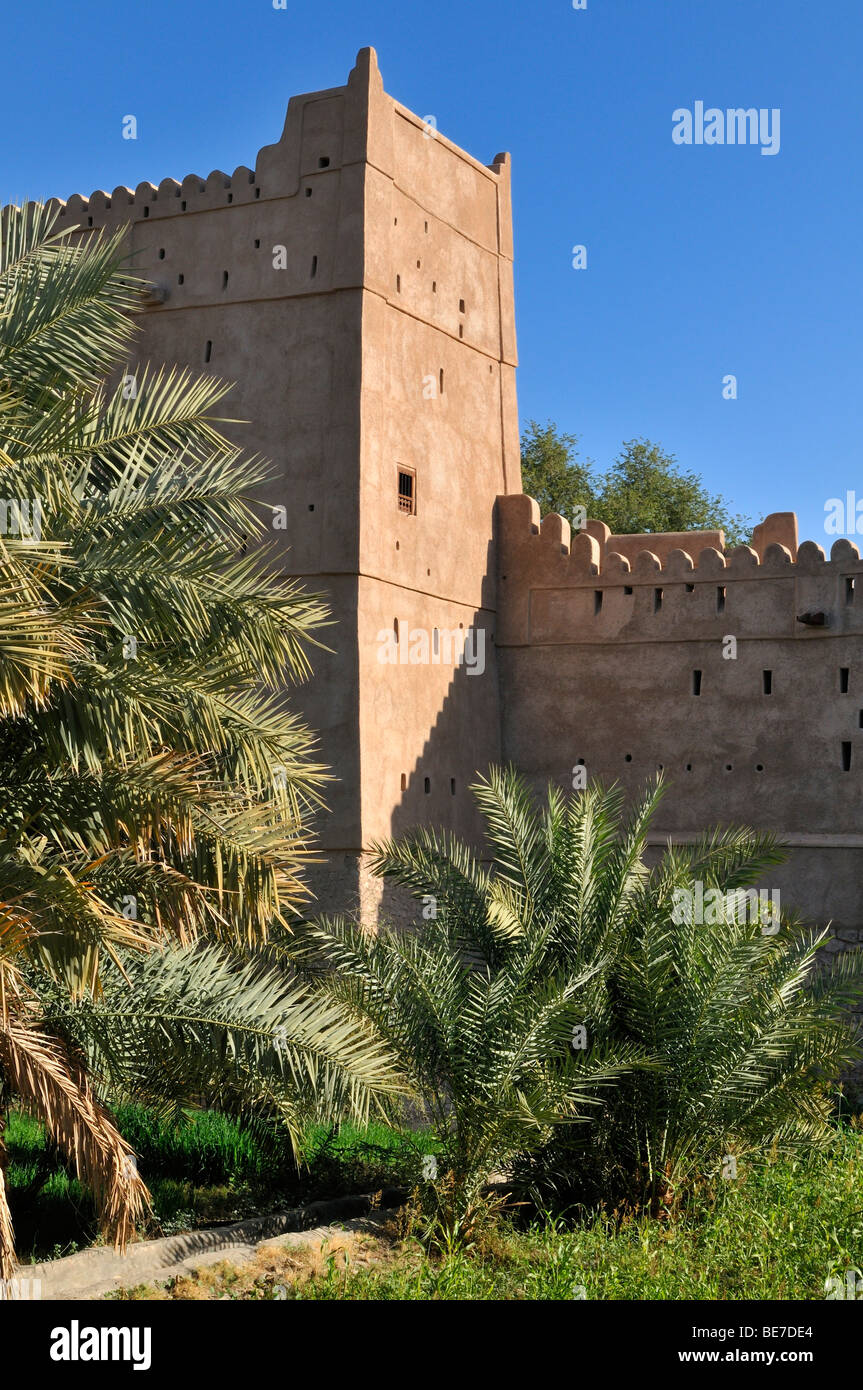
[0, 201, 400, 1277]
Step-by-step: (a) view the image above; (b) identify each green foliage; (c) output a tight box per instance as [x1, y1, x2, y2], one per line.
[290, 769, 659, 1247]
[519, 421, 751, 548]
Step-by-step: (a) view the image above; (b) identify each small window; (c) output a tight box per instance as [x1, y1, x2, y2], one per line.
[158, 248, 165, 259]
[594, 590, 603, 615]
[624, 585, 633, 596]
[842, 742, 852, 772]
[458, 298, 465, 313]
[398, 468, 416, 515]
[424, 777, 431, 794]
[255, 187, 261, 198]
[717, 585, 726, 614]
[254, 238, 260, 248]
[204, 340, 212, 363]
[763, 670, 773, 695]
[222, 271, 229, 289]
[311, 255, 318, 278]
[432, 281, 437, 293]
[846, 576, 856, 604]
[450, 778, 456, 795]
[305, 187, 312, 197]
[654, 588, 663, 612]
[692, 670, 702, 696]
[143, 206, 149, 218]
[400, 772, 407, 791]
[458, 324, 464, 339]
[685, 582, 695, 593]
[177, 273, 184, 284]
[318, 156, 330, 168]
[840, 667, 850, 693]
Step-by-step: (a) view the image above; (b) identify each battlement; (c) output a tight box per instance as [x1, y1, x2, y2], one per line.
[496, 494, 863, 646]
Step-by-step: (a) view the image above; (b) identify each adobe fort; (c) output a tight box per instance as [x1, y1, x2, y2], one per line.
[48, 48, 862, 948]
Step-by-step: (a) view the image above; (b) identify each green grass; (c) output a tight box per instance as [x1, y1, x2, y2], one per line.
[286, 1130, 863, 1301]
[5, 1107, 431, 1262]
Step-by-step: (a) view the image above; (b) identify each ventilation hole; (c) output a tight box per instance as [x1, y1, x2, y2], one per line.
[624, 754, 632, 763]
[692, 670, 702, 696]
[158, 248, 165, 259]
[685, 763, 693, 772]
[654, 588, 663, 612]
[254, 238, 260, 248]
[724, 764, 733, 772]
[450, 778, 456, 795]
[756, 763, 764, 772]
[685, 582, 695, 593]
[717, 585, 726, 613]
[318, 156, 330, 168]
[305, 187, 312, 197]
[846, 576, 856, 603]
[594, 590, 603, 616]
[177, 273, 184, 284]
[424, 777, 431, 794]
[840, 667, 850, 693]
[204, 340, 212, 363]
[222, 271, 229, 289]
[763, 670, 773, 695]
[459, 299, 465, 313]
[624, 585, 633, 596]
[842, 741, 852, 772]
[308, 504, 314, 512]
[400, 772, 407, 792]
[311, 255, 318, 278]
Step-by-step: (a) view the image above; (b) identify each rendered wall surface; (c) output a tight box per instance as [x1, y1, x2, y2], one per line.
[46, 47, 518, 919]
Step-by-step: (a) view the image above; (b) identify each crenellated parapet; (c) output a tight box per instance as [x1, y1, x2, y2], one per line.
[495, 494, 863, 646]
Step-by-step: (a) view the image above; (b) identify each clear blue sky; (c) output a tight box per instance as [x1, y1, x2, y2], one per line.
[4, 0, 860, 544]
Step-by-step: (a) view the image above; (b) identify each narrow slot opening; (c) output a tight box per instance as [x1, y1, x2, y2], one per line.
[654, 587, 663, 612]
[424, 777, 431, 794]
[400, 773, 407, 792]
[840, 667, 850, 694]
[204, 340, 212, 363]
[450, 778, 456, 795]
[692, 670, 702, 696]
[842, 741, 852, 772]
[624, 585, 633, 596]
[717, 585, 726, 613]
[439, 368, 444, 394]
[158, 248, 165, 259]
[594, 590, 603, 616]
[311, 255, 318, 278]
[221, 271, 229, 289]
[763, 670, 773, 695]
